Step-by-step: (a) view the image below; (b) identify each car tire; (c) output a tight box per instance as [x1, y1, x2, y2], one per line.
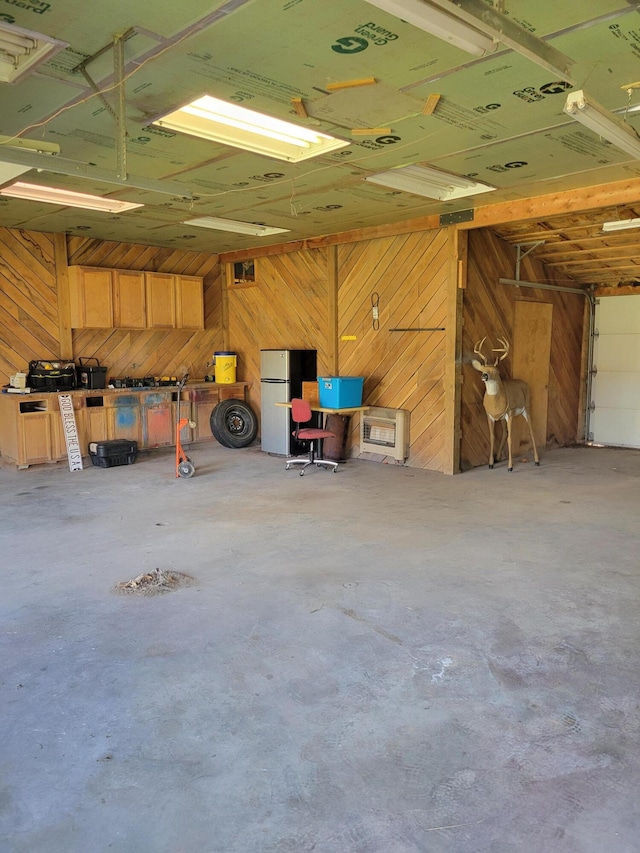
[210, 399, 258, 448]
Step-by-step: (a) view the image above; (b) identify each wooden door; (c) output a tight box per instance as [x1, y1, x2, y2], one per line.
[107, 402, 143, 443]
[20, 413, 52, 464]
[145, 272, 176, 328]
[69, 267, 113, 328]
[114, 270, 146, 328]
[175, 275, 204, 329]
[512, 301, 553, 454]
[84, 403, 109, 446]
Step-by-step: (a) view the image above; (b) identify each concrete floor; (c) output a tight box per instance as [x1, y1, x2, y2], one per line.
[1, 443, 639, 853]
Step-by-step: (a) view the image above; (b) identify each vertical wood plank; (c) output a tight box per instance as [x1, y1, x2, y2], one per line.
[512, 300, 553, 452]
[53, 234, 72, 360]
[327, 245, 338, 375]
[222, 263, 230, 351]
[443, 228, 465, 474]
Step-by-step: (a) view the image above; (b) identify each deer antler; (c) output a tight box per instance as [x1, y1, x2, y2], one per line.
[473, 337, 489, 365]
[492, 337, 510, 365]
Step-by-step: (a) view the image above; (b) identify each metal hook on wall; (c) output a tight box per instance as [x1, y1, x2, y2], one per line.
[371, 292, 380, 331]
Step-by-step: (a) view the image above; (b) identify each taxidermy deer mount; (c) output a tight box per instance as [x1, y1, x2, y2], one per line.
[471, 337, 540, 472]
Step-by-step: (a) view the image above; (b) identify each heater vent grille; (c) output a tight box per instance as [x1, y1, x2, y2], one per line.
[360, 406, 409, 462]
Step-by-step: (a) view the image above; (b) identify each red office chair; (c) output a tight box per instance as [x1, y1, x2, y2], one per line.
[285, 398, 339, 475]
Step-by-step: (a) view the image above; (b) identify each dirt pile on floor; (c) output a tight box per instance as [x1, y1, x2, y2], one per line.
[113, 567, 194, 595]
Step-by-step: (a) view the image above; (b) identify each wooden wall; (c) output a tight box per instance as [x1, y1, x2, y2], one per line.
[227, 229, 457, 472]
[1, 223, 586, 474]
[0, 227, 224, 386]
[460, 229, 586, 470]
[227, 248, 332, 419]
[67, 237, 223, 380]
[337, 231, 453, 471]
[0, 228, 58, 383]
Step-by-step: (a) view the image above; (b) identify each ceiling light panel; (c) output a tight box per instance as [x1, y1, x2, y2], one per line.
[0, 163, 31, 186]
[153, 95, 349, 162]
[602, 218, 640, 232]
[564, 90, 640, 160]
[0, 182, 143, 213]
[0, 22, 67, 84]
[365, 164, 496, 201]
[361, 0, 496, 56]
[184, 216, 290, 236]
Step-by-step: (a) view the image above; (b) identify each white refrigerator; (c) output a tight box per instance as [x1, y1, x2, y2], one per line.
[260, 349, 317, 455]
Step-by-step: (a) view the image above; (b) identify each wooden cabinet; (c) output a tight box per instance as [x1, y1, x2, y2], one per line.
[0, 395, 81, 468]
[0, 383, 249, 468]
[113, 270, 146, 329]
[106, 393, 143, 444]
[69, 267, 113, 328]
[145, 272, 176, 328]
[84, 395, 108, 447]
[176, 275, 204, 329]
[183, 384, 247, 443]
[67, 266, 203, 329]
[140, 391, 175, 447]
[21, 412, 53, 465]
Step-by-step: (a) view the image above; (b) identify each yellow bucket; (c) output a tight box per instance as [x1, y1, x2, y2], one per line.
[213, 351, 237, 384]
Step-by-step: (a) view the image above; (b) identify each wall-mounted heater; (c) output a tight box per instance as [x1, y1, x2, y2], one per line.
[360, 406, 410, 462]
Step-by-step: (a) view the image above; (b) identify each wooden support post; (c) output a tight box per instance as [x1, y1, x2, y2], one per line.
[327, 245, 338, 376]
[443, 228, 466, 474]
[54, 233, 73, 360]
[221, 262, 231, 351]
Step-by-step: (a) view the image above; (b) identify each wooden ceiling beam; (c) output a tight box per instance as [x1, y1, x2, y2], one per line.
[553, 263, 640, 273]
[464, 178, 640, 230]
[595, 285, 640, 295]
[541, 246, 640, 262]
[533, 234, 640, 251]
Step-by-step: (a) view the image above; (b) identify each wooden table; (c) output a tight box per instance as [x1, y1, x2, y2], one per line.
[275, 402, 369, 461]
[274, 402, 369, 415]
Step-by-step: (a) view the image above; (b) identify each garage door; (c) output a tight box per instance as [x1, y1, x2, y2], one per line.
[590, 295, 640, 449]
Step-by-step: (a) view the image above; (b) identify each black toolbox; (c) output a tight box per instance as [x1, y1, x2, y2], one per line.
[76, 357, 107, 390]
[89, 439, 138, 468]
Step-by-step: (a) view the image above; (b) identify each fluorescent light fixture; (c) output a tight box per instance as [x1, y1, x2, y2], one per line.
[0, 182, 143, 213]
[153, 95, 349, 162]
[362, 0, 495, 56]
[362, 0, 574, 81]
[564, 90, 640, 160]
[0, 162, 31, 186]
[184, 216, 290, 236]
[602, 218, 640, 233]
[0, 22, 67, 84]
[365, 164, 496, 201]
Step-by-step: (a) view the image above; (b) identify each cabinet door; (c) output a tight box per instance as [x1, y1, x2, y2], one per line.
[142, 392, 174, 447]
[186, 388, 220, 442]
[176, 275, 204, 329]
[114, 270, 146, 328]
[84, 405, 109, 447]
[20, 413, 53, 464]
[145, 273, 176, 328]
[69, 267, 113, 328]
[107, 405, 143, 443]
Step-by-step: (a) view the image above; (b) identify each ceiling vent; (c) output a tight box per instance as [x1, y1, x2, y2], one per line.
[0, 22, 67, 84]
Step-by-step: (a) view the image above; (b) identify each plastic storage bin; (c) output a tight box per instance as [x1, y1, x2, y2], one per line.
[89, 439, 138, 468]
[318, 376, 364, 409]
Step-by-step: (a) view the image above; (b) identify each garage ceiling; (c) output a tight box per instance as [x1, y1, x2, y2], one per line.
[1, 0, 640, 288]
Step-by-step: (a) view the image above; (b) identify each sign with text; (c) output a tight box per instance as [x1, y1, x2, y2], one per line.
[58, 394, 83, 472]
